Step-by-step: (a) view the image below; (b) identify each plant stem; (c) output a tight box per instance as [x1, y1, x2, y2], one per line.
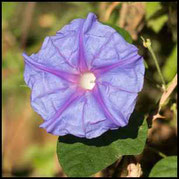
[158, 151, 167, 158]
[147, 45, 166, 90]
[141, 37, 167, 91]
[147, 146, 167, 158]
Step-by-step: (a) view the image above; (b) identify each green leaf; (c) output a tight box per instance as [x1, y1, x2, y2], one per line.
[162, 45, 177, 82]
[146, 2, 162, 20]
[57, 112, 148, 177]
[145, 2, 168, 33]
[102, 22, 133, 44]
[149, 156, 177, 177]
[147, 15, 168, 33]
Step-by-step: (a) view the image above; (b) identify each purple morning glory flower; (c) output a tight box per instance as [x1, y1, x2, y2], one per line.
[23, 12, 145, 139]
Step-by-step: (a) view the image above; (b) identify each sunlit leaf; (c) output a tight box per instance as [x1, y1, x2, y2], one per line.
[162, 45, 177, 82]
[170, 103, 177, 128]
[145, 2, 162, 20]
[147, 15, 168, 33]
[145, 2, 168, 33]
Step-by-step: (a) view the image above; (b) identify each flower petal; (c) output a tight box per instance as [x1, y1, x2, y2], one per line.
[28, 36, 78, 73]
[83, 16, 140, 70]
[23, 53, 80, 83]
[40, 90, 118, 139]
[24, 58, 78, 121]
[96, 82, 138, 128]
[91, 58, 144, 127]
[97, 57, 145, 93]
[39, 90, 84, 134]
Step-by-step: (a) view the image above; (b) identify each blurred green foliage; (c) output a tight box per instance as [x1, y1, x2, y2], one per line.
[2, 2, 17, 25]
[145, 2, 162, 20]
[162, 45, 177, 82]
[24, 143, 56, 176]
[147, 14, 168, 33]
[146, 2, 169, 33]
[3, 50, 24, 91]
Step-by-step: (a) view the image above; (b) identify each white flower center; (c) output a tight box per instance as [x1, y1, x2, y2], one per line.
[80, 72, 96, 90]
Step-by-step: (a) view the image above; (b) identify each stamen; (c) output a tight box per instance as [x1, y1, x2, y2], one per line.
[80, 72, 96, 90]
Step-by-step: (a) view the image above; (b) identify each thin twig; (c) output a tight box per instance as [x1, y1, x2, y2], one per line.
[98, 2, 109, 21]
[159, 74, 177, 108]
[118, 3, 128, 27]
[150, 74, 177, 122]
[112, 156, 124, 177]
[21, 2, 36, 49]
[104, 2, 120, 22]
[146, 146, 167, 158]
[141, 37, 167, 90]
[130, 3, 145, 30]
[148, 45, 166, 90]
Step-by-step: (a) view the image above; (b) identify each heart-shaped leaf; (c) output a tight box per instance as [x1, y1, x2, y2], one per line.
[57, 112, 148, 177]
[149, 156, 177, 177]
